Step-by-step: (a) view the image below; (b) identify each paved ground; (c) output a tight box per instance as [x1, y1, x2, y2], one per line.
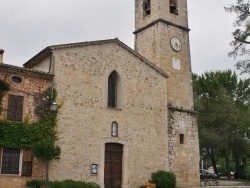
[211, 179, 249, 186]
[181, 179, 250, 188]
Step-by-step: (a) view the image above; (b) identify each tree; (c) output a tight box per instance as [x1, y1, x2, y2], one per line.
[193, 70, 250, 179]
[225, 0, 250, 74]
[32, 139, 61, 181]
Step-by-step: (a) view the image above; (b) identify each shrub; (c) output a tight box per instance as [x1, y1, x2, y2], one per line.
[234, 164, 250, 180]
[234, 165, 246, 179]
[245, 165, 250, 181]
[26, 179, 100, 188]
[49, 180, 100, 188]
[26, 180, 46, 188]
[151, 170, 176, 188]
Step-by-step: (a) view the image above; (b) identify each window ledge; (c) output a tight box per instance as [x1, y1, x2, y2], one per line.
[0, 173, 21, 177]
[106, 107, 122, 111]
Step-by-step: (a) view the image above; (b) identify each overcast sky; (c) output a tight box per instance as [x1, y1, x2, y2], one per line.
[0, 0, 238, 75]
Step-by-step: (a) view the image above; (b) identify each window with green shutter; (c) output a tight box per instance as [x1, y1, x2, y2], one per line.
[21, 148, 32, 176]
[7, 95, 24, 122]
[0, 148, 33, 176]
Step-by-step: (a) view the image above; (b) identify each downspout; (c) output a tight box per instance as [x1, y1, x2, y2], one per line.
[48, 51, 52, 73]
[50, 55, 55, 100]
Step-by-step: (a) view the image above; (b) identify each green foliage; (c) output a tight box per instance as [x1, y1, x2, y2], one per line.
[225, 0, 250, 74]
[0, 111, 57, 149]
[0, 79, 61, 181]
[26, 179, 101, 188]
[26, 179, 45, 188]
[0, 80, 58, 149]
[32, 139, 61, 161]
[235, 164, 250, 180]
[0, 79, 9, 97]
[235, 165, 247, 179]
[0, 79, 9, 114]
[151, 170, 176, 188]
[193, 70, 250, 178]
[216, 164, 226, 174]
[0, 118, 54, 148]
[246, 165, 250, 181]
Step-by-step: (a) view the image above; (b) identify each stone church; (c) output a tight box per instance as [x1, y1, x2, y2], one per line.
[0, 0, 199, 187]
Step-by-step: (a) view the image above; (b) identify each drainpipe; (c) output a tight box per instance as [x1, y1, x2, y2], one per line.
[50, 55, 57, 111]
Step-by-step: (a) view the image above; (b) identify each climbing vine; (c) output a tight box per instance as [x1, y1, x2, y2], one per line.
[0, 79, 58, 149]
[0, 80, 9, 114]
[0, 116, 57, 149]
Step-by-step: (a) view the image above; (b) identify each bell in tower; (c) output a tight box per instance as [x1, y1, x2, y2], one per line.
[142, 0, 151, 15]
[169, 0, 178, 15]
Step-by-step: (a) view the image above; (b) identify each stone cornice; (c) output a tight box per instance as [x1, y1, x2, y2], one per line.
[23, 38, 169, 79]
[168, 105, 198, 115]
[133, 18, 190, 34]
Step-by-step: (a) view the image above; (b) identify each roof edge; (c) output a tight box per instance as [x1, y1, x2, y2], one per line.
[23, 38, 169, 78]
[0, 63, 53, 80]
[23, 47, 52, 68]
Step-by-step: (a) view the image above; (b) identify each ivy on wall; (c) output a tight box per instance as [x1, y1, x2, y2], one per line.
[0, 112, 57, 149]
[0, 80, 9, 114]
[0, 79, 58, 149]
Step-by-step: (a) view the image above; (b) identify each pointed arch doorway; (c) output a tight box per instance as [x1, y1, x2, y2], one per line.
[104, 143, 123, 188]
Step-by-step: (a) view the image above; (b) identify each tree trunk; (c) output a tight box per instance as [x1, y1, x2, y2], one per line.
[225, 147, 232, 179]
[234, 155, 239, 179]
[210, 149, 218, 175]
[206, 148, 218, 174]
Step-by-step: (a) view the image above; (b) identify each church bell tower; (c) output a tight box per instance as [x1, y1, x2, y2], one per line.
[134, 0, 200, 186]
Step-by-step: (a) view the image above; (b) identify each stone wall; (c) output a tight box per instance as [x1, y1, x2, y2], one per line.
[0, 175, 31, 188]
[46, 42, 169, 187]
[168, 107, 200, 187]
[135, 22, 194, 110]
[0, 158, 44, 188]
[135, 0, 188, 31]
[134, 0, 200, 187]
[0, 66, 52, 122]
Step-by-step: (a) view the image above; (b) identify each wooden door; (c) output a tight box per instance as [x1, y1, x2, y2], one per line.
[104, 143, 123, 188]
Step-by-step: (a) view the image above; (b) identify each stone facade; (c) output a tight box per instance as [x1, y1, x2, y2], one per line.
[167, 107, 199, 187]
[25, 40, 169, 187]
[0, 0, 200, 187]
[0, 64, 53, 188]
[134, 0, 200, 186]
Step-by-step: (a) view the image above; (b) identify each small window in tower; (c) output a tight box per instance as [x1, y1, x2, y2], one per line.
[180, 134, 184, 144]
[143, 0, 151, 15]
[169, 0, 178, 15]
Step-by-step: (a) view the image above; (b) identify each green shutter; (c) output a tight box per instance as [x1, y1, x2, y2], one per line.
[7, 95, 24, 122]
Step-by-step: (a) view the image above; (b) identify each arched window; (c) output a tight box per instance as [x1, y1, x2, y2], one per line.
[108, 71, 117, 108]
[107, 70, 122, 109]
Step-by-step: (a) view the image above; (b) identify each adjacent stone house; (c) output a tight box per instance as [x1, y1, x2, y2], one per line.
[0, 0, 200, 187]
[0, 52, 53, 188]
